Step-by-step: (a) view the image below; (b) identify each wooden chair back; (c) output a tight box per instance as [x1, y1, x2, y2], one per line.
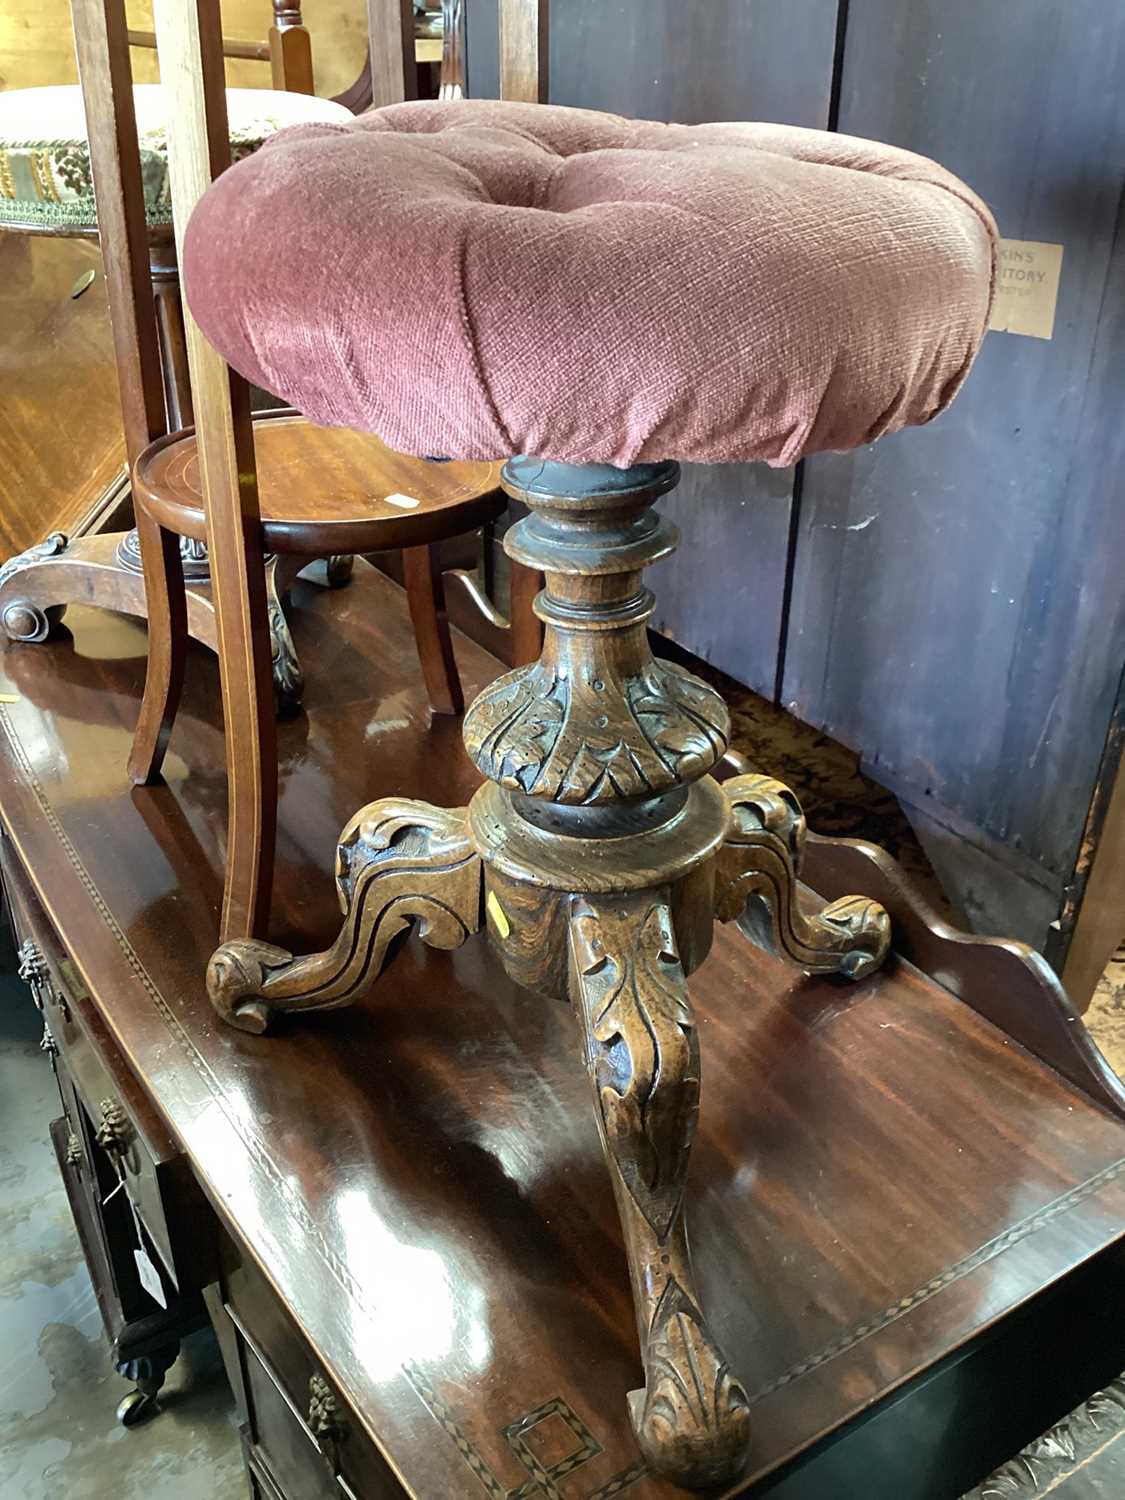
[127, 1, 315, 96]
[75, 0, 548, 943]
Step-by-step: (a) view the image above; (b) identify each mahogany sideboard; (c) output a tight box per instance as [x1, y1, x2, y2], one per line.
[4, 565, 1125, 1499]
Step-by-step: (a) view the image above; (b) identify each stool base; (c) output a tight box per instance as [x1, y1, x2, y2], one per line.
[201, 458, 892, 1490]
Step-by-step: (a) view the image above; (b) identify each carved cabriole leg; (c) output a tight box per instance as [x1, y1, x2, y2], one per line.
[460, 460, 751, 1488]
[264, 555, 304, 714]
[206, 800, 483, 1033]
[715, 774, 891, 978]
[569, 892, 751, 1488]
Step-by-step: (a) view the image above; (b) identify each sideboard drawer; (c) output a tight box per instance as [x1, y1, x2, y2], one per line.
[1, 836, 209, 1295]
[219, 1248, 404, 1500]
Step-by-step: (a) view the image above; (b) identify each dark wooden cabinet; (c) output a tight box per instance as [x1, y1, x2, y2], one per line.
[465, 0, 1125, 1001]
[3, 843, 209, 1424]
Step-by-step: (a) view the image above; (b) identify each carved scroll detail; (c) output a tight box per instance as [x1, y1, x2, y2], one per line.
[265, 560, 303, 714]
[308, 1373, 346, 1445]
[0, 532, 69, 643]
[569, 895, 750, 1487]
[463, 659, 729, 805]
[206, 800, 483, 1033]
[95, 1097, 131, 1157]
[0, 532, 69, 592]
[17, 938, 51, 1009]
[715, 774, 890, 980]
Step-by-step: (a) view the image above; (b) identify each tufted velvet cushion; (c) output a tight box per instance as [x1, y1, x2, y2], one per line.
[184, 100, 997, 468]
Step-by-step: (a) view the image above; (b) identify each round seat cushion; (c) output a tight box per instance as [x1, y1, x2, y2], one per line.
[184, 99, 997, 468]
[0, 84, 351, 234]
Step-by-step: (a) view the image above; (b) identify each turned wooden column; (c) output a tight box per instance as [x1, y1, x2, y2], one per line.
[463, 458, 732, 995]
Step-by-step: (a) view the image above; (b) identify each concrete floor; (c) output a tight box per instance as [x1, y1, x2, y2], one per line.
[0, 972, 245, 1500]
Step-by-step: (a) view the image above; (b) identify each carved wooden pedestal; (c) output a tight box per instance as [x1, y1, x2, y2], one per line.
[204, 459, 891, 1489]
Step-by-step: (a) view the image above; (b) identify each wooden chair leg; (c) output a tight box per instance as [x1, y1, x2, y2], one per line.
[127, 511, 188, 786]
[403, 544, 463, 716]
[509, 560, 543, 666]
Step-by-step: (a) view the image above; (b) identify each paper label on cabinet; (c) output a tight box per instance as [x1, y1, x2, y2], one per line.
[989, 239, 1064, 340]
[134, 1247, 168, 1309]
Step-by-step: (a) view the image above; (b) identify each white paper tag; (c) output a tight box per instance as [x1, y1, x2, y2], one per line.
[989, 239, 1064, 341]
[134, 1246, 167, 1310]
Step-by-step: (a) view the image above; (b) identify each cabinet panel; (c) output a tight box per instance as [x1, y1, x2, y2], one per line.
[466, 0, 840, 693]
[784, 0, 1125, 894]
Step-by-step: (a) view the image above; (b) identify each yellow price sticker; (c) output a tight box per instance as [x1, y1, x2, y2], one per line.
[486, 890, 511, 939]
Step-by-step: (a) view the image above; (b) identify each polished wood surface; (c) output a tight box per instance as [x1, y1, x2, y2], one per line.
[137, 416, 506, 554]
[0, 235, 125, 559]
[803, 829, 1125, 1124]
[2, 572, 1123, 1495]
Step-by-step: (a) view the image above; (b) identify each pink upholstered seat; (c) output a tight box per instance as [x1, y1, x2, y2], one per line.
[183, 100, 997, 468]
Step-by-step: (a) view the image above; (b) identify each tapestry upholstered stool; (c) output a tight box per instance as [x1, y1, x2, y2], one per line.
[183, 100, 997, 1489]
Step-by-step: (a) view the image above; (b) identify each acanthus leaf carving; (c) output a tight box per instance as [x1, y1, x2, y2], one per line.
[464, 659, 729, 806]
[570, 898, 698, 1241]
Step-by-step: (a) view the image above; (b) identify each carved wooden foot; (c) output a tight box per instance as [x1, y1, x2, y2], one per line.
[569, 893, 751, 1489]
[264, 557, 303, 714]
[0, 532, 71, 642]
[715, 774, 890, 978]
[206, 800, 483, 1032]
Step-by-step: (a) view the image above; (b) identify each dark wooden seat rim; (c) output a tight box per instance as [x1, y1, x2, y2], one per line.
[133, 410, 506, 553]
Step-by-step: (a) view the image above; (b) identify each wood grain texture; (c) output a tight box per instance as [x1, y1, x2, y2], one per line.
[403, 543, 464, 716]
[784, 0, 1125, 904]
[268, 0, 315, 93]
[366, 0, 415, 106]
[1, 0, 369, 99]
[69, 0, 190, 792]
[803, 830, 1125, 1125]
[134, 414, 505, 553]
[151, 0, 276, 941]
[0, 235, 125, 558]
[498, 0, 547, 102]
[0, 576, 1124, 1496]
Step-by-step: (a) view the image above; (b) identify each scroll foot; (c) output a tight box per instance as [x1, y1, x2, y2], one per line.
[0, 532, 70, 642]
[569, 894, 751, 1488]
[207, 800, 482, 1032]
[715, 774, 890, 979]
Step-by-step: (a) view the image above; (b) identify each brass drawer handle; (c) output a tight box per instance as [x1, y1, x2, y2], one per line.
[308, 1374, 346, 1446]
[65, 1131, 83, 1168]
[94, 1097, 131, 1158]
[17, 938, 50, 1010]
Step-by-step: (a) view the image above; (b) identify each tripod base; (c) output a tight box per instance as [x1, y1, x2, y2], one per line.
[200, 457, 891, 1489]
[205, 771, 888, 1486]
